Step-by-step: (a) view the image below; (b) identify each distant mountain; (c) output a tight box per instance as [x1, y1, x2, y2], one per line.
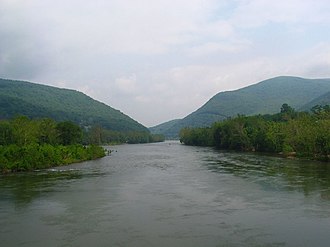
[149, 119, 181, 139]
[151, 76, 330, 138]
[0, 78, 148, 132]
[299, 91, 330, 111]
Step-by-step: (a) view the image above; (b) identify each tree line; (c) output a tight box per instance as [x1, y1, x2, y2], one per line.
[0, 116, 106, 173]
[180, 104, 330, 161]
[86, 125, 164, 145]
[0, 115, 165, 173]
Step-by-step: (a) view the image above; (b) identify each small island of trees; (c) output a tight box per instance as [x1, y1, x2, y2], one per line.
[0, 116, 106, 173]
[0, 116, 165, 173]
[180, 104, 330, 161]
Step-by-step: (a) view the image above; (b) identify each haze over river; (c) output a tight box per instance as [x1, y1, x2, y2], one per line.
[1, 141, 330, 246]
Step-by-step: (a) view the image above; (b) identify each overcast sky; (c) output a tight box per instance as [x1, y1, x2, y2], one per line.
[1, 0, 330, 127]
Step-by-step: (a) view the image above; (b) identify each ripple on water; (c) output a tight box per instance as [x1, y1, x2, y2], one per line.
[1, 142, 330, 247]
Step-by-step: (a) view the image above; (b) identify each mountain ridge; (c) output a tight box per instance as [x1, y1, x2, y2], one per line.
[0, 78, 148, 132]
[299, 91, 330, 111]
[151, 76, 330, 138]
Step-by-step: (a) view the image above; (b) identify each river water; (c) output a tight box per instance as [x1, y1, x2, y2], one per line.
[1, 141, 330, 246]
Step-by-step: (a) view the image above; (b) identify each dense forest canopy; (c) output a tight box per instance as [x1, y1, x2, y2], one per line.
[0, 116, 105, 173]
[0, 78, 148, 132]
[180, 104, 330, 161]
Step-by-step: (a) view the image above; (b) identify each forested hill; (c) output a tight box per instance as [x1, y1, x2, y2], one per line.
[151, 76, 330, 138]
[149, 119, 181, 138]
[0, 78, 148, 132]
[300, 91, 330, 111]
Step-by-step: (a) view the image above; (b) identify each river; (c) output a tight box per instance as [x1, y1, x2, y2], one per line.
[1, 141, 330, 246]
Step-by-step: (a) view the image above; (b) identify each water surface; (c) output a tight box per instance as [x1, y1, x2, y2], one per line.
[1, 141, 330, 246]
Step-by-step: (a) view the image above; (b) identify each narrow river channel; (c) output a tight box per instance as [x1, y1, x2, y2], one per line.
[1, 141, 330, 246]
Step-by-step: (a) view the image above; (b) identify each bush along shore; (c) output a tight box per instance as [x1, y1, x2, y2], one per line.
[180, 104, 330, 161]
[0, 144, 105, 173]
[0, 116, 105, 173]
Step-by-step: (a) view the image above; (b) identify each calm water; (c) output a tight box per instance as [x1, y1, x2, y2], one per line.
[1, 141, 330, 247]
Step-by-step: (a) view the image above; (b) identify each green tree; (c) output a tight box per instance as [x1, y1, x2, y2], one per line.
[89, 125, 103, 145]
[56, 121, 82, 145]
[37, 118, 58, 145]
[280, 103, 296, 121]
[311, 105, 330, 120]
[0, 120, 13, 145]
[12, 116, 38, 146]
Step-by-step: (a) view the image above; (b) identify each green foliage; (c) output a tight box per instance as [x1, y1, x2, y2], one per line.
[0, 116, 105, 173]
[149, 134, 165, 143]
[85, 125, 165, 145]
[180, 127, 214, 146]
[125, 132, 164, 144]
[0, 144, 105, 173]
[0, 121, 13, 145]
[0, 114, 165, 172]
[37, 118, 58, 145]
[311, 105, 330, 119]
[56, 121, 83, 145]
[180, 104, 330, 161]
[12, 116, 39, 146]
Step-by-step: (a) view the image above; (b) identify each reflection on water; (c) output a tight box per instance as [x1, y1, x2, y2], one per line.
[204, 151, 330, 199]
[1, 141, 330, 247]
[0, 167, 110, 207]
[0, 171, 83, 208]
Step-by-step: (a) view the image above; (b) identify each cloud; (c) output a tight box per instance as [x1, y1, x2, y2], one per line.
[229, 0, 330, 28]
[115, 74, 138, 95]
[290, 42, 330, 78]
[188, 40, 250, 56]
[1, 0, 330, 127]
[0, 3, 51, 78]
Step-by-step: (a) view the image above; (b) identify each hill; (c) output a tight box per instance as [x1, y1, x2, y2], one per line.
[151, 76, 330, 138]
[0, 78, 148, 132]
[149, 119, 181, 139]
[299, 91, 330, 111]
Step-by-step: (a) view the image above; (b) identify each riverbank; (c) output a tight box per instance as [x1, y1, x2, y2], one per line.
[0, 144, 105, 173]
[180, 105, 330, 162]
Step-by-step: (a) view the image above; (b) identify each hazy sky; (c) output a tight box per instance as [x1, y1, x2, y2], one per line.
[1, 0, 330, 127]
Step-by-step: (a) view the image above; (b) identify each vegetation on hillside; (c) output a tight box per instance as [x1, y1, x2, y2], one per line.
[154, 76, 330, 138]
[300, 91, 330, 111]
[0, 78, 148, 132]
[180, 104, 330, 161]
[149, 119, 181, 139]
